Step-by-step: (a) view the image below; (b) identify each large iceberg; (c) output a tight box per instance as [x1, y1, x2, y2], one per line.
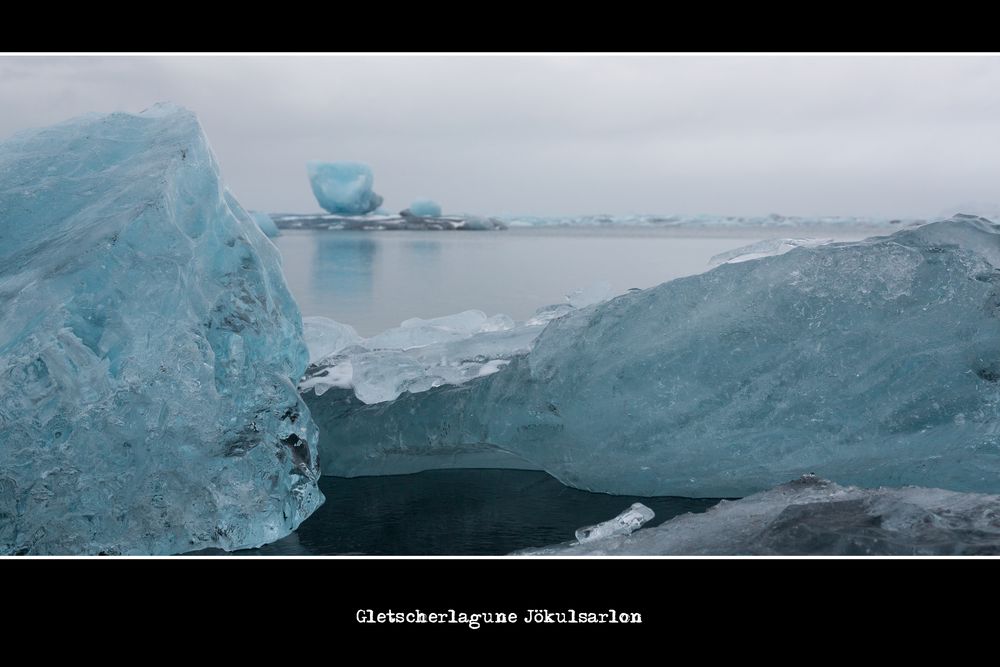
[519, 475, 1000, 555]
[0, 104, 322, 554]
[307, 161, 384, 215]
[305, 216, 1000, 496]
[405, 199, 442, 217]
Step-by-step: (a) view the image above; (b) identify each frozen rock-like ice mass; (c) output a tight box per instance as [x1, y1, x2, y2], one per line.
[520, 476, 1000, 555]
[306, 217, 1000, 496]
[249, 210, 280, 238]
[575, 503, 655, 544]
[0, 105, 322, 554]
[307, 161, 384, 215]
[406, 199, 442, 217]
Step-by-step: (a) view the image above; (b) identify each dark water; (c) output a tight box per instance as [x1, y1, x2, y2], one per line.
[198, 470, 722, 556]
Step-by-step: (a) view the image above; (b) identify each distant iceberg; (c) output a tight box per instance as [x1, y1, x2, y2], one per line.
[406, 199, 442, 217]
[0, 105, 322, 554]
[497, 213, 927, 229]
[307, 161, 384, 215]
[273, 212, 507, 231]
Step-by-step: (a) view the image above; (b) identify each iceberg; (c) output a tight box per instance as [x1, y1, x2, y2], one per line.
[305, 217, 1000, 497]
[249, 210, 280, 238]
[519, 475, 1000, 555]
[0, 104, 322, 554]
[301, 283, 619, 405]
[575, 503, 655, 544]
[406, 199, 442, 217]
[307, 161, 384, 215]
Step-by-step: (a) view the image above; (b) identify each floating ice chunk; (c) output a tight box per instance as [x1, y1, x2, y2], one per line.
[521, 476, 1000, 555]
[575, 503, 655, 544]
[307, 217, 1000, 496]
[307, 161, 384, 215]
[249, 210, 280, 238]
[368, 310, 492, 350]
[302, 316, 362, 362]
[708, 238, 833, 266]
[566, 281, 613, 308]
[407, 199, 442, 217]
[0, 104, 322, 554]
[300, 283, 620, 407]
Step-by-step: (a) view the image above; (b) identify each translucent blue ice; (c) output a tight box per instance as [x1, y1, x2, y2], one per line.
[0, 104, 323, 554]
[407, 199, 442, 217]
[305, 217, 1000, 497]
[306, 161, 384, 215]
[249, 210, 280, 238]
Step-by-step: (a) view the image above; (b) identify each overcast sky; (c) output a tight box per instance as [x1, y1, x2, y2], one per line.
[2, 55, 998, 218]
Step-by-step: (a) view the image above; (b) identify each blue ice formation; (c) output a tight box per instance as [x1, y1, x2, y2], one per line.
[406, 199, 442, 217]
[249, 210, 280, 238]
[520, 475, 1000, 555]
[307, 161, 384, 215]
[304, 216, 1000, 497]
[299, 283, 617, 408]
[0, 104, 323, 554]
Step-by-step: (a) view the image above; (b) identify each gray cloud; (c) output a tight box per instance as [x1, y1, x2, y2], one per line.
[1, 54, 998, 217]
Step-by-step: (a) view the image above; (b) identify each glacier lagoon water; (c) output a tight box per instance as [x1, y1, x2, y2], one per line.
[196, 470, 722, 555]
[273, 226, 875, 335]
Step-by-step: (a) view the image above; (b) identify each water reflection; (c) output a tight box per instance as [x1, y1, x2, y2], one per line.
[311, 235, 377, 300]
[403, 239, 442, 258]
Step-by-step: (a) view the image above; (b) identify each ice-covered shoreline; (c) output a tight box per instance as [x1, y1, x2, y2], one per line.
[519, 475, 1000, 555]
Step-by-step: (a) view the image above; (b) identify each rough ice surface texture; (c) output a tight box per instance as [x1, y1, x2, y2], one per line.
[306, 217, 1000, 496]
[0, 104, 323, 555]
[306, 161, 384, 215]
[302, 286, 617, 475]
[249, 210, 280, 238]
[406, 199, 442, 217]
[520, 476, 1000, 555]
[301, 283, 617, 405]
[575, 503, 655, 544]
[709, 238, 833, 266]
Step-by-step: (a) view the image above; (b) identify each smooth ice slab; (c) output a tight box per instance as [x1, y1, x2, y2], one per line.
[520, 476, 1000, 555]
[0, 105, 322, 554]
[307, 161, 384, 215]
[307, 217, 1000, 496]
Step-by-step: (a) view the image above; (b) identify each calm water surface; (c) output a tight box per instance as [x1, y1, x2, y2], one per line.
[205, 470, 722, 556]
[274, 226, 871, 335]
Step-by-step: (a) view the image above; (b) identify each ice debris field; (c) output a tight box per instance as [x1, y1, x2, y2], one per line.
[3, 104, 1000, 555]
